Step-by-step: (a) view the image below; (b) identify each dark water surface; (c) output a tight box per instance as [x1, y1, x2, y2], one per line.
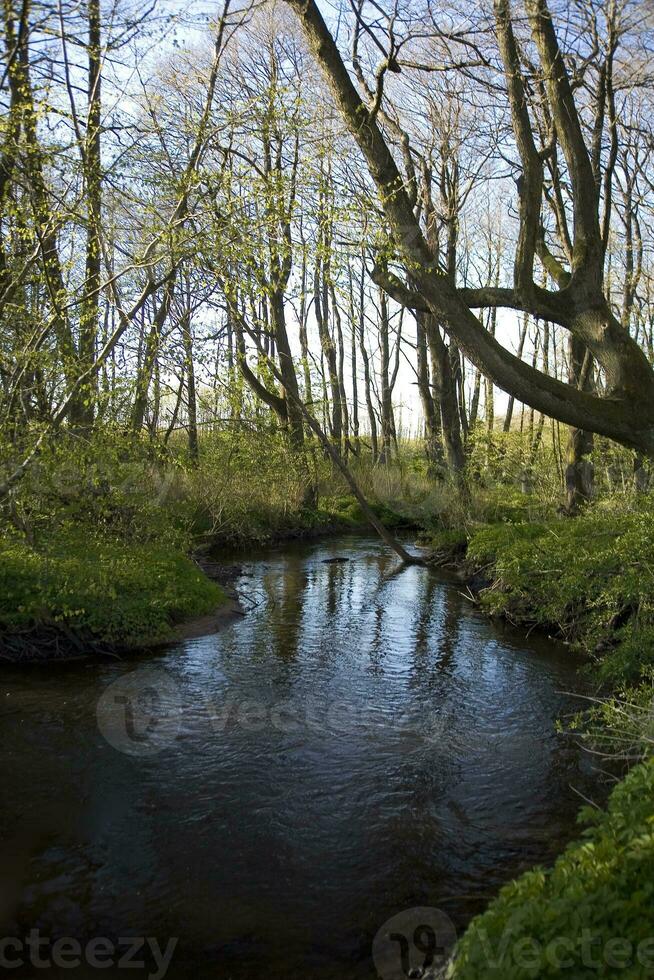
[1, 535, 595, 978]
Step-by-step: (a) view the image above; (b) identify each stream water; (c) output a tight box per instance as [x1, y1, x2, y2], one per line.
[0, 535, 596, 978]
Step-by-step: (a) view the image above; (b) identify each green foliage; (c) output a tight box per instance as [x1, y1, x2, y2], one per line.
[326, 493, 413, 529]
[438, 488, 654, 978]
[419, 527, 469, 557]
[448, 759, 654, 979]
[0, 428, 423, 652]
[464, 495, 654, 684]
[0, 526, 223, 649]
[466, 427, 560, 484]
[12, 429, 194, 550]
[421, 482, 556, 539]
[182, 428, 329, 545]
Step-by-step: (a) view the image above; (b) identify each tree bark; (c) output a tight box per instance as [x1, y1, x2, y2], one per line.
[565, 337, 594, 512]
[415, 311, 443, 472]
[284, 0, 654, 458]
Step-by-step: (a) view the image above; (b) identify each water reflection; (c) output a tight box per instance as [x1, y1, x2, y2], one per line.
[0, 535, 593, 979]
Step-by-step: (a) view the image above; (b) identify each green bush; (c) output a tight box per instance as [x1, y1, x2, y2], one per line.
[10, 428, 195, 549]
[565, 671, 654, 764]
[419, 527, 469, 557]
[448, 759, 654, 979]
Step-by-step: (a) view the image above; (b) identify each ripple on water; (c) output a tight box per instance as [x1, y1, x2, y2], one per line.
[0, 535, 594, 979]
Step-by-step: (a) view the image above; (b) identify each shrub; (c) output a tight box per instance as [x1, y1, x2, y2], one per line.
[448, 759, 654, 979]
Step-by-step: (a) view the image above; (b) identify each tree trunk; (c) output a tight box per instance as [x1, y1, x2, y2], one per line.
[331, 283, 350, 451]
[314, 257, 341, 446]
[357, 265, 378, 460]
[71, 0, 102, 431]
[416, 311, 443, 473]
[270, 291, 304, 448]
[378, 290, 393, 464]
[423, 314, 465, 475]
[503, 314, 529, 433]
[565, 336, 594, 512]
[182, 304, 199, 465]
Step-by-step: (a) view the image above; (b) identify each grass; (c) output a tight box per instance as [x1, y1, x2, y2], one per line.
[0, 526, 224, 653]
[425, 493, 654, 685]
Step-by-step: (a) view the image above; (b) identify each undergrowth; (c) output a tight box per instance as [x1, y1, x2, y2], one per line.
[448, 758, 654, 979]
[0, 525, 224, 653]
[425, 494, 654, 686]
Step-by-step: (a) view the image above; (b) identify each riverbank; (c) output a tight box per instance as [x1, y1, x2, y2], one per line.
[0, 427, 426, 661]
[0, 528, 226, 662]
[424, 493, 654, 686]
[0, 495, 413, 663]
[420, 494, 654, 979]
[445, 755, 654, 978]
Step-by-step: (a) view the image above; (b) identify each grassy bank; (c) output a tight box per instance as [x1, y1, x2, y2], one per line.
[0, 497, 411, 660]
[0, 429, 418, 658]
[422, 494, 654, 978]
[447, 758, 654, 978]
[426, 494, 654, 685]
[0, 527, 225, 659]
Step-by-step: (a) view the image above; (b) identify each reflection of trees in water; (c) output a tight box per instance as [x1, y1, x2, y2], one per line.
[263, 559, 309, 662]
[437, 587, 463, 673]
[366, 601, 386, 674]
[412, 574, 465, 678]
[412, 572, 440, 667]
[325, 558, 345, 620]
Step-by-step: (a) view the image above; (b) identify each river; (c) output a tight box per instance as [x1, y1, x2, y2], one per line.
[0, 535, 595, 978]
